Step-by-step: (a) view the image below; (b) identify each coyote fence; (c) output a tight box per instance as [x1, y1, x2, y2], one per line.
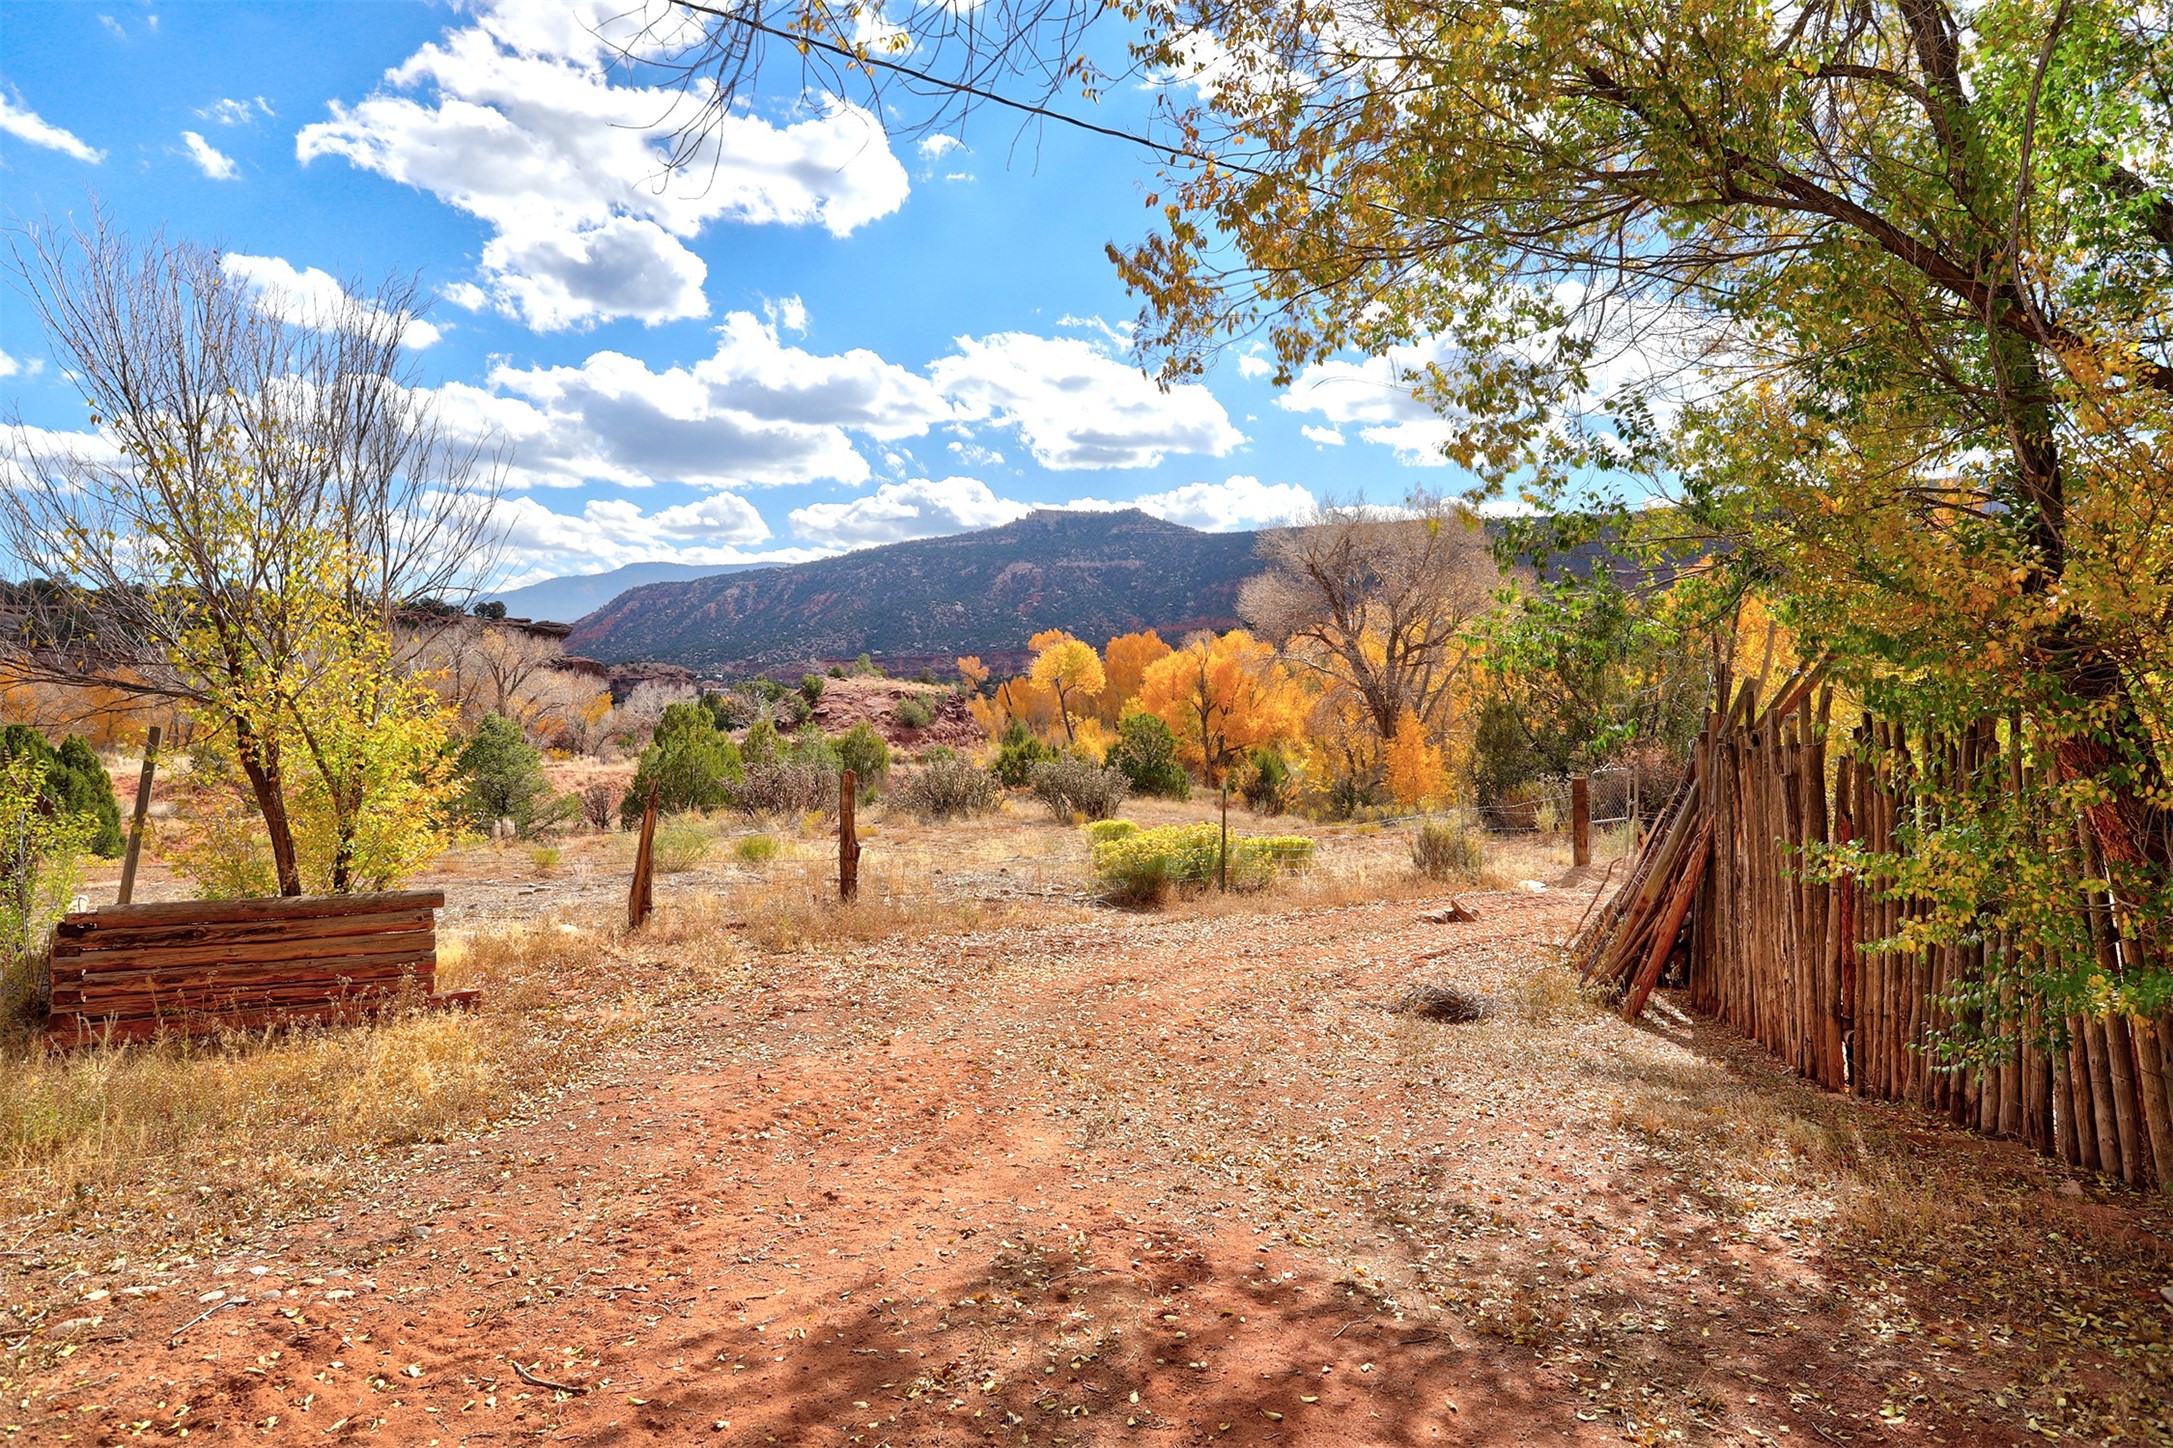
[1574, 673, 2173, 1193]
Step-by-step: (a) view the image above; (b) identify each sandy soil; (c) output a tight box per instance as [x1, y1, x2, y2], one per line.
[13, 867, 2171, 1446]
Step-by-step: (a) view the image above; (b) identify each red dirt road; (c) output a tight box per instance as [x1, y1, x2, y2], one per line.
[17, 888, 2171, 1444]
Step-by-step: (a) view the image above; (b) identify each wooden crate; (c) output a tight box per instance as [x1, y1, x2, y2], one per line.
[44, 890, 475, 1046]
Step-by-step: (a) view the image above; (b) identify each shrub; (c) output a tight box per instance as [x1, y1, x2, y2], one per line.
[914, 667, 938, 685]
[652, 820, 710, 873]
[1255, 835, 1317, 872]
[1106, 712, 1191, 801]
[1412, 816, 1486, 882]
[0, 752, 96, 960]
[1030, 757, 1130, 821]
[0, 725, 123, 857]
[894, 695, 935, 731]
[1239, 747, 1293, 815]
[897, 756, 1002, 821]
[52, 736, 124, 856]
[741, 717, 779, 766]
[735, 761, 837, 818]
[989, 718, 1057, 788]
[799, 673, 827, 706]
[784, 724, 840, 770]
[774, 693, 812, 730]
[456, 713, 550, 835]
[621, 703, 743, 828]
[1083, 819, 1139, 845]
[1089, 823, 1315, 905]
[854, 652, 882, 677]
[734, 833, 782, 866]
[751, 677, 789, 704]
[529, 844, 560, 872]
[834, 722, 890, 799]
[827, 663, 846, 678]
[579, 782, 615, 831]
[703, 688, 757, 732]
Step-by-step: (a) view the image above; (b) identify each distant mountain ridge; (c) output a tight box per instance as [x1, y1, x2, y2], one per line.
[565, 510, 1263, 673]
[485, 560, 775, 626]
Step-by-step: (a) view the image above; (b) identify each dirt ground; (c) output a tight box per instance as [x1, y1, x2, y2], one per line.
[10, 834, 2173, 1446]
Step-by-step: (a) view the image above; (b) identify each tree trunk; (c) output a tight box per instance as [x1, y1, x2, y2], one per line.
[232, 717, 304, 896]
[1218, 777, 1230, 892]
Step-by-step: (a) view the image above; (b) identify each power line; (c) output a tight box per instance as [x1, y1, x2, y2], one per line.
[672, 1, 1271, 178]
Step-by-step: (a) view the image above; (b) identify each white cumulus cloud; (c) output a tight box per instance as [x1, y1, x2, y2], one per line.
[0, 92, 103, 162]
[489, 490, 833, 582]
[1300, 425, 1344, 446]
[931, 332, 1243, 470]
[221, 253, 443, 348]
[1131, 475, 1315, 530]
[0, 349, 44, 380]
[180, 130, 239, 180]
[1278, 341, 1462, 466]
[428, 308, 955, 493]
[422, 302, 1247, 495]
[789, 477, 1035, 546]
[297, 0, 910, 331]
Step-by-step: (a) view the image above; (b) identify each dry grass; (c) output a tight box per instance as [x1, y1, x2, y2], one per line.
[724, 860, 1088, 952]
[0, 915, 696, 1257]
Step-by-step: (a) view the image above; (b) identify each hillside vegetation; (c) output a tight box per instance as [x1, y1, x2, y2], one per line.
[565, 509, 1259, 672]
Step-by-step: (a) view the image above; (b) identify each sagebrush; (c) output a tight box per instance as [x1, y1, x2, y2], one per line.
[1090, 823, 1315, 905]
[897, 756, 1002, 821]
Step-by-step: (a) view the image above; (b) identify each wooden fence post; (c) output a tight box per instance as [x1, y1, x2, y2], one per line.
[116, 724, 161, 906]
[839, 768, 861, 902]
[628, 784, 659, 930]
[1571, 775, 1590, 867]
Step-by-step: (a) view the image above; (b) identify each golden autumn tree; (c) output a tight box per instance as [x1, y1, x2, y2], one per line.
[1097, 630, 1173, 724]
[1028, 630, 1106, 745]
[1383, 708, 1447, 808]
[970, 674, 1062, 744]
[1136, 630, 1307, 885]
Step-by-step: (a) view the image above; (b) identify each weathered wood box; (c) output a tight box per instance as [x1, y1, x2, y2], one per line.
[44, 889, 474, 1046]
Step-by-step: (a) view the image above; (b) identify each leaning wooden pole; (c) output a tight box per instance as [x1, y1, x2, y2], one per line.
[628, 783, 660, 930]
[116, 724, 162, 906]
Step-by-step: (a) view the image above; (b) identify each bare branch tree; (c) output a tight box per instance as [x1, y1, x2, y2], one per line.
[0, 213, 505, 893]
[1240, 494, 1499, 743]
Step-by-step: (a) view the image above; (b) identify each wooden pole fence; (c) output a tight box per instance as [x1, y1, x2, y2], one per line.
[1571, 678, 2173, 1194]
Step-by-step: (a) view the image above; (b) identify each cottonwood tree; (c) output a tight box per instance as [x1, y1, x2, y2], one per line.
[1097, 629, 1172, 724]
[1027, 629, 1105, 745]
[1239, 495, 1498, 745]
[412, 619, 609, 743]
[0, 217, 502, 894]
[1134, 628, 1305, 885]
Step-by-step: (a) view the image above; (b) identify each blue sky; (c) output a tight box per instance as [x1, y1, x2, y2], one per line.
[0, 0, 1469, 586]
